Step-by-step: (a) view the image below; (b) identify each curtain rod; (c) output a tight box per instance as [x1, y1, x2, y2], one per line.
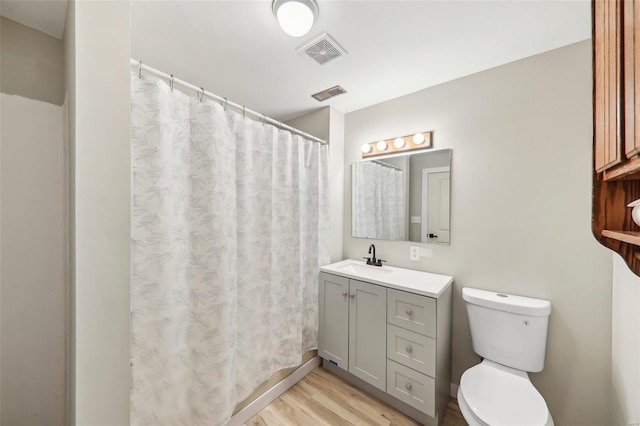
[372, 160, 402, 171]
[130, 59, 327, 145]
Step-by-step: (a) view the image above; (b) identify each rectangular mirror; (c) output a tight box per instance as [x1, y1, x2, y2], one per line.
[351, 149, 451, 244]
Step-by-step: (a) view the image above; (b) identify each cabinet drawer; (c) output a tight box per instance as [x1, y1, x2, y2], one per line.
[387, 324, 435, 377]
[386, 359, 435, 416]
[387, 289, 436, 337]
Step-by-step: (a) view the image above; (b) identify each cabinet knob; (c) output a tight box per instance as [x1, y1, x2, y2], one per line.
[350, 294, 355, 299]
[406, 345, 413, 354]
[342, 291, 348, 297]
[405, 383, 412, 391]
[406, 309, 413, 316]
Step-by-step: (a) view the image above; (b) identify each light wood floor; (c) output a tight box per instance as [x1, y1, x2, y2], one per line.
[246, 367, 466, 426]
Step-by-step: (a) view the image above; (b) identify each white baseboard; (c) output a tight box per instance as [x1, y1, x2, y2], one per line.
[226, 356, 321, 426]
[450, 383, 459, 399]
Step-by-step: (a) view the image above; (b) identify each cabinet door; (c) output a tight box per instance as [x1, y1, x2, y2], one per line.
[595, 0, 622, 172]
[624, 0, 640, 157]
[318, 273, 349, 370]
[348, 279, 387, 391]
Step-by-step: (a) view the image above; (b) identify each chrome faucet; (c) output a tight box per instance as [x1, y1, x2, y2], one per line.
[364, 244, 386, 267]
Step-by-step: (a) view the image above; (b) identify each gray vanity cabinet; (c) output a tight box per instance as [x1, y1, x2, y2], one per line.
[319, 272, 387, 391]
[318, 261, 453, 426]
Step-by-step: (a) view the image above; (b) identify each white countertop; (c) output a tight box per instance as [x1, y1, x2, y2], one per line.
[320, 259, 453, 298]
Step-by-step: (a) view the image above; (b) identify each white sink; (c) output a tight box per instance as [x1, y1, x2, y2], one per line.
[321, 259, 453, 298]
[336, 262, 394, 276]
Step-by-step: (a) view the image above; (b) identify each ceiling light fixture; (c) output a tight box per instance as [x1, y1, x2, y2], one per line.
[272, 0, 319, 37]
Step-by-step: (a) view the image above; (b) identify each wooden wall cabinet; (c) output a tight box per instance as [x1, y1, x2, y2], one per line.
[593, 0, 640, 276]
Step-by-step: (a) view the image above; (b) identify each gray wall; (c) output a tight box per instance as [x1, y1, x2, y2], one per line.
[63, 2, 75, 423]
[1, 13, 67, 426]
[329, 108, 345, 262]
[65, 0, 132, 423]
[0, 17, 64, 105]
[0, 93, 66, 426]
[611, 253, 640, 425]
[343, 40, 613, 425]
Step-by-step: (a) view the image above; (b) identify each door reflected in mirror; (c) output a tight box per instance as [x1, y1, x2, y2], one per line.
[351, 149, 451, 244]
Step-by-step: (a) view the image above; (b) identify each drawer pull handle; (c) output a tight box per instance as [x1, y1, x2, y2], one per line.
[406, 309, 413, 316]
[405, 383, 412, 391]
[406, 345, 413, 354]
[350, 294, 355, 299]
[342, 292, 348, 297]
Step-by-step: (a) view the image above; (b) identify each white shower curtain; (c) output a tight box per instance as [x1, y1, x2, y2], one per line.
[352, 161, 405, 240]
[130, 74, 330, 425]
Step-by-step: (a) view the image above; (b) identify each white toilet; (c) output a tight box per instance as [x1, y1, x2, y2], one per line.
[458, 287, 554, 426]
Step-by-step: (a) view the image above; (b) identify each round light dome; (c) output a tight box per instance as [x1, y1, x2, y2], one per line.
[376, 140, 388, 151]
[413, 133, 426, 145]
[394, 137, 405, 148]
[361, 143, 372, 153]
[273, 0, 318, 37]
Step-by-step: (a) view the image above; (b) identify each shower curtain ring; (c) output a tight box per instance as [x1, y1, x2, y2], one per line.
[262, 114, 267, 125]
[198, 87, 205, 102]
[169, 74, 174, 92]
[243, 106, 246, 119]
[138, 61, 143, 79]
[223, 97, 228, 111]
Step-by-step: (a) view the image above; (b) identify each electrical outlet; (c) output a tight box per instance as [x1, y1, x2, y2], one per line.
[410, 246, 420, 261]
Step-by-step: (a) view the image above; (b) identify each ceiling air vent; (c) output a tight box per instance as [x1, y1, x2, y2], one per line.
[297, 33, 347, 66]
[311, 85, 347, 102]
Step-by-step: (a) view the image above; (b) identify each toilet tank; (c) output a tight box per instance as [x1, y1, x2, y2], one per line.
[463, 287, 551, 373]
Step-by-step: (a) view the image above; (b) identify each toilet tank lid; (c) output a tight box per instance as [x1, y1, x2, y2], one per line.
[462, 287, 551, 317]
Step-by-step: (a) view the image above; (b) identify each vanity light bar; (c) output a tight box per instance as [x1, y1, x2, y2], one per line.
[361, 131, 433, 158]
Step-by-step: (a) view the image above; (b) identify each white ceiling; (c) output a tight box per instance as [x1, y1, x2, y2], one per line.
[0, 0, 67, 38]
[132, 0, 592, 121]
[1, 0, 591, 120]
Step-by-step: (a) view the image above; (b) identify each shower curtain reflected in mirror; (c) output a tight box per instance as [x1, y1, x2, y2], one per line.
[130, 74, 329, 425]
[352, 161, 405, 240]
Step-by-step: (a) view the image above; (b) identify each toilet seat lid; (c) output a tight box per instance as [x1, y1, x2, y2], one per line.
[460, 362, 549, 426]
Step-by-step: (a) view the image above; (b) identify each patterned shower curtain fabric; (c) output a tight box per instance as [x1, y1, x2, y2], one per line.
[352, 161, 405, 240]
[130, 73, 330, 425]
